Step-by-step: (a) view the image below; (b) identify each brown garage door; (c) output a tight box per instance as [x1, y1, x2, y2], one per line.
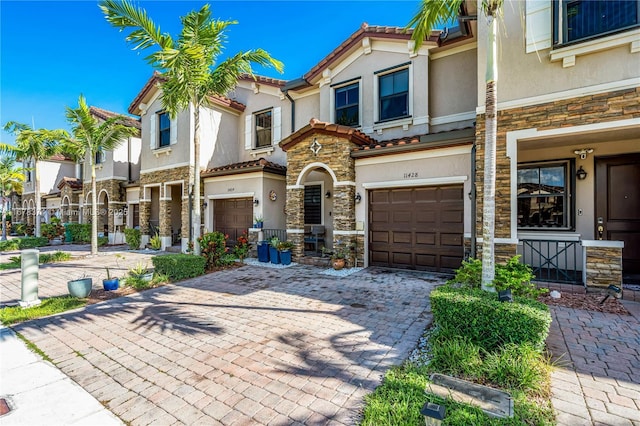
[369, 185, 464, 272]
[213, 198, 253, 243]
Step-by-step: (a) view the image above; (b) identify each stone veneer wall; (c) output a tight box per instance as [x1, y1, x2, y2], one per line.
[18, 193, 36, 225]
[585, 246, 623, 288]
[139, 166, 192, 239]
[285, 133, 362, 265]
[83, 179, 126, 233]
[474, 88, 640, 259]
[59, 185, 81, 223]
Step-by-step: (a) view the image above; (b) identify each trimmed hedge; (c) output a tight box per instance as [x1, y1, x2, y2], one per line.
[431, 285, 551, 352]
[66, 223, 91, 243]
[151, 254, 206, 281]
[0, 237, 49, 252]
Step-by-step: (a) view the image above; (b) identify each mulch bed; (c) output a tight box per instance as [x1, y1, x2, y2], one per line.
[538, 292, 630, 315]
[86, 286, 141, 304]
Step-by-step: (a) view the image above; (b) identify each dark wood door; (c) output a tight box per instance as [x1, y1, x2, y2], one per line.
[368, 185, 464, 272]
[595, 154, 640, 282]
[213, 198, 253, 244]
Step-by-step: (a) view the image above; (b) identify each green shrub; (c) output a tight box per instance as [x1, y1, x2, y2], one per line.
[124, 228, 141, 250]
[150, 233, 161, 250]
[428, 336, 484, 379]
[449, 257, 482, 287]
[431, 285, 551, 352]
[198, 231, 229, 269]
[0, 239, 19, 252]
[39, 251, 72, 263]
[18, 237, 49, 249]
[483, 343, 551, 395]
[152, 254, 205, 281]
[66, 223, 91, 242]
[41, 223, 65, 240]
[98, 236, 108, 246]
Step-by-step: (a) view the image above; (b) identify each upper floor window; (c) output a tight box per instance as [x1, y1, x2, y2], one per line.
[378, 67, 409, 122]
[554, 0, 639, 45]
[95, 150, 105, 165]
[335, 82, 359, 126]
[517, 161, 572, 229]
[255, 110, 272, 148]
[25, 161, 32, 183]
[158, 112, 171, 148]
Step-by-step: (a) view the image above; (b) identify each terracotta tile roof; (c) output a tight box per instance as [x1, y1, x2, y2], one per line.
[304, 23, 441, 83]
[56, 176, 83, 190]
[239, 74, 287, 88]
[129, 71, 245, 114]
[49, 153, 75, 162]
[280, 118, 376, 152]
[201, 157, 286, 178]
[90, 106, 141, 130]
[351, 127, 475, 157]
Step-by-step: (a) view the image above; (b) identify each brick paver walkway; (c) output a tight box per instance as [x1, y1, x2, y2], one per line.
[547, 305, 640, 426]
[0, 244, 158, 306]
[10, 265, 438, 425]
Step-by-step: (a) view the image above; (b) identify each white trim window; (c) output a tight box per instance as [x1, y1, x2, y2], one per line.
[554, 0, 639, 46]
[517, 161, 572, 230]
[244, 107, 281, 151]
[158, 112, 171, 148]
[149, 111, 177, 149]
[376, 64, 411, 123]
[334, 81, 360, 127]
[95, 150, 105, 165]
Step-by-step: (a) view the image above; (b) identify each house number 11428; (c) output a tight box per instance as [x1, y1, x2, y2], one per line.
[403, 172, 418, 178]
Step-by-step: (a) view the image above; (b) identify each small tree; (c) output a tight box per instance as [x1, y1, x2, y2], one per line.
[64, 95, 139, 255]
[0, 153, 25, 240]
[1, 122, 67, 238]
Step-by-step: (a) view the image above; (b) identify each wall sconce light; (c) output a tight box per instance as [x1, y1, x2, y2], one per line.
[253, 199, 259, 206]
[421, 402, 446, 425]
[325, 191, 331, 199]
[203, 202, 208, 208]
[355, 192, 362, 203]
[573, 148, 593, 160]
[576, 166, 587, 180]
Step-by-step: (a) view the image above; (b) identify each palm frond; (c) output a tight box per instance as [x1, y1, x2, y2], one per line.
[207, 49, 284, 97]
[406, 0, 464, 51]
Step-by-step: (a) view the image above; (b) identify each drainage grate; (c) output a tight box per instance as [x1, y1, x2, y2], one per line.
[0, 398, 12, 416]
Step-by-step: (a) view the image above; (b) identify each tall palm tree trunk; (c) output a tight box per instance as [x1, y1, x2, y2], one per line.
[1, 191, 6, 241]
[34, 161, 42, 237]
[192, 106, 201, 256]
[91, 163, 98, 255]
[481, 11, 498, 290]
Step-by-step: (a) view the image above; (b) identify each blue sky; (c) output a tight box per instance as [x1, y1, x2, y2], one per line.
[1, 0, 423, 144]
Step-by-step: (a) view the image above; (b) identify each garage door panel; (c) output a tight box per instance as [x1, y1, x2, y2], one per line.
[370, 231, 389, 243]
[214, 198, 252, 243]
[369, 185, 463, 272]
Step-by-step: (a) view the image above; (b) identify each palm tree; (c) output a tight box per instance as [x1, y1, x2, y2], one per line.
[64, 95, 139, 255]
[408, 0, 503, 291]
[100, 0, 284, 255]
[0, 153, 25, 240]
[1, 122, 67, 238]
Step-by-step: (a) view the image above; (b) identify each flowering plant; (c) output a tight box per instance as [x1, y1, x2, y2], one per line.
[233, 232, 251, 262]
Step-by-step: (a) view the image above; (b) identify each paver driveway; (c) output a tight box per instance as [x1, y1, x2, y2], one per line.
[11, 264, 442, 425]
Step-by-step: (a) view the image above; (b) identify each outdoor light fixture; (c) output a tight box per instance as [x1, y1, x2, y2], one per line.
[325, 191, 331, 198]
[576, 166, 587, 180]
[355, 192, 362, 203]
[573, 148, 593, 160]
[203, 202, 208, 208]
[253, 199, 259, 206]
[498, 289, 513, 303]
[421, 402, 446, 425]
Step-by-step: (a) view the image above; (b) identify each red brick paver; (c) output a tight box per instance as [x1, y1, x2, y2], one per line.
[10, 265, 438, 425]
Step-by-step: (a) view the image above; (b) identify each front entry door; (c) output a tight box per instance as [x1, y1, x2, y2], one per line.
[595, 154, 640, 282]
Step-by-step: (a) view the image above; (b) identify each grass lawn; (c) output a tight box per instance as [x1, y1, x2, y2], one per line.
[0, 251, 72, 270]
[0, 296, 87, 325]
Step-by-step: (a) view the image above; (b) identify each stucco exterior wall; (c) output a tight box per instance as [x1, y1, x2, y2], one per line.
[291, 91, 320, 132]
[23, 160, 75, 196]
[429, 47, 477, 122]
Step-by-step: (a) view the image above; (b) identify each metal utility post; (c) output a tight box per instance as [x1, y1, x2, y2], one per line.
[20, 249, 41, 307]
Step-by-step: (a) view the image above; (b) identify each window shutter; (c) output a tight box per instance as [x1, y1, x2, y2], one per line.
[244, 115, 252, 150]
[149, 113, 156, 149]
[272, 107, 281, 145]
[525, 0, 552, 53]
[170, 116, 178, 145]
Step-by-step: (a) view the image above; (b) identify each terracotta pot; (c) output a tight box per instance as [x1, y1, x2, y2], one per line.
[332, 258, 346, 270]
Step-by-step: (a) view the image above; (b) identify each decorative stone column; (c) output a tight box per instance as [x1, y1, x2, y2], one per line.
[582, 240, 624, 290]
[286, 187, 305, 260]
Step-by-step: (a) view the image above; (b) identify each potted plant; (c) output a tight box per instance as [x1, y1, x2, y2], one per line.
[331, 246, 350, 270]
[67, 275, 93, 298]
[257, 240, 269, 262]
[149, 232, 162, 250]
[253, 215, 263, 229]
[277, 240, 295, 265]
[268, 236, 280, 264]
[103, 267, 119, 291]
[128, 262, 153, 282]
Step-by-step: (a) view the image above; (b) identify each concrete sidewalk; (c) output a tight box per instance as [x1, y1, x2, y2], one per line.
[0, 325, 122, 425]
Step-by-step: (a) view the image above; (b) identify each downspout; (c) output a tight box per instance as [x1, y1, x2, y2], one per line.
[283, 91, 295, 133]
[470, 141, 477, 259]
[127, 137, 131, 183]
